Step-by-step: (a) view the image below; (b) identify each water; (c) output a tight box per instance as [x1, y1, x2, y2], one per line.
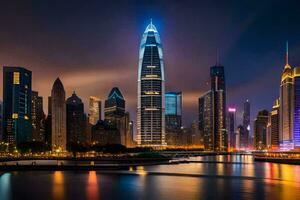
[0, 155, 300, 200]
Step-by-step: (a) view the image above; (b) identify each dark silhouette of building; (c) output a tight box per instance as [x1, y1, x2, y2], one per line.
[91, 120, 120, 145]
[45, 96, 52, 146]
[3, 66, 32, 146]
[254, 110, 269, 150]
[66, 92, 86, 147]
[104, 87, 125, 124]
[31, 91, 45, 142]
[242, 99, 250, 148]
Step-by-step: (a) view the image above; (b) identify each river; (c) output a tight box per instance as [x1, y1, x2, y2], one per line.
[0, 155, 299, 200]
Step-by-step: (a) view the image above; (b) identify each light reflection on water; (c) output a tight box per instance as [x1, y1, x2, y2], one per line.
[0, 155, 300, 199]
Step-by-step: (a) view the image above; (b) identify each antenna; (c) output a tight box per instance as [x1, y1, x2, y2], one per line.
[286, 41, 289, 65]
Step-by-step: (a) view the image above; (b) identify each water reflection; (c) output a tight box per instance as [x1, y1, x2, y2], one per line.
[86, 171, 99, 200]
[0, 173, 11, 200]
[53, 171, 64, 200]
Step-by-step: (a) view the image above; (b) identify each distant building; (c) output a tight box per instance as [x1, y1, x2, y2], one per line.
[31, 91, 45, 142]
[3, 66, 32, 146]
[254, 110, 269, 150]
[45, 96, 52, 146]
[104, 87, 125, 125]
[137, 21, 166, 147]
[66, 92, 86, 147]
[88, 96, 101, 125]
[270, 99, 280, 150]
[199, 91, 213, 150]
[51, 78, 66, 152]
[242, 100, 250, 148]
[165, 92, 182, 130]
[227, 107, 236, 150]
[91, 120, 120, 145]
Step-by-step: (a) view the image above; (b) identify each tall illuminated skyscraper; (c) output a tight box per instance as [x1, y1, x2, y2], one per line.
[199, 91, 213, 150]
[227, 107, 236, 150]
[280, 42, 294, 149]
[88, 96, 101, 125]
[51, 78, 66, 152]
[3, 66, 32, 146]
[270, 99, 280, 149]
[210, 63, 227, 151]
[137, 20, 166, 146]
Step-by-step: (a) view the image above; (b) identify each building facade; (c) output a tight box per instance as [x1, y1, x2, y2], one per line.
[270, 99, 280, 149]
[199, 91, 213, 150]
[31, 91, 45, 142]
[137, 21, 166, 146]
[254, 110, 269, 150]
[88, 96, 101, 125]
[242, 99, 250, 148]
[210, 64, 227, 151]
[165, 92, 182, 130]
[66, 92, 86, 146]
[3, 66, 32, 146]
[51, 78, 66, 152]
[227, 107, 236, 150]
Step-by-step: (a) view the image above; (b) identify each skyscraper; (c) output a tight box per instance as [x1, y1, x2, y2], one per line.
[31, 91, 45, 142]
[254, 110, 269, 150]
[242, 99, 250, 148]
[88, 96, 101, 125]
[270, 99, 280, 149]
[165, 92, 182, 130]
[51, 78, 66, 152]
[227, 107, 236, 150]
[199, 91, 213, 150]
[293, 67, 300, 148]
[3, 66, 32, 146]
[279, 42, 294, 150]
[66, 92, 86, 146]
[210, 63, 227, 151]
[137, 20, 166, 146]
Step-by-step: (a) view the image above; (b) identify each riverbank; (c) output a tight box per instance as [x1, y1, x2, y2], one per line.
[254, 157, 300, 165]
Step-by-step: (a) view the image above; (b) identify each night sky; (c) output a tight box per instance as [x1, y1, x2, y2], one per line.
[1, 0, 300, 129]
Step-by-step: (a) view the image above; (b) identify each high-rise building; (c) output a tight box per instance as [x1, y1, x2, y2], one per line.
[254, 110, 269, 150]
[242, 100, 250, 148]
[45, 96, 52, 146]
[270, 99, 280, 150]
[293, 68, 300, 148]
[104, 87, 125, 124]
[227, 107, 236, 150]
[88, 96, 101, 125]
[31, 91, 45, 142]
[66, 92, 86, 146]
[51, 78, 66, 152]
[165, 92, 182, 130]
[3, 66, 32, 146]
[199, 91, 213, 150]
[279, 42, 294, 150]
[210, 64, 227, 151]
[137, 20, 166, 147]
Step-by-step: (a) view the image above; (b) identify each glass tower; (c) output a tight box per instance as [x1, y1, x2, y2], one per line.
[165, 92, 182, 130]
[137, 20, 166, 146]
[3, 66, 32, 146]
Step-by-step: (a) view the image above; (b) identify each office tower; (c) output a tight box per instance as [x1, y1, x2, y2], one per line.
[104, 87, 125, 124]
[293, 67, 300, 148]
[137, 20, 166, 146]
[254, 110, 269, 150]
[45, 96, 52, 146]
[199, 91, 213, 150]
[51, 78, 66, 152]
[89, 96, 101, 125]
[210, 63, 227, 151]
[242, 100, 250, 148]
[165, 92, 182, 130]
[270, 99, 280, 149]
[279, 42, 294, 149]
[227, 107, 236, 150]
[66, 92, 86, 146]
[3, 66, 32, 146]
[31, 91, 45, 142]
[0, 101, 2, 141]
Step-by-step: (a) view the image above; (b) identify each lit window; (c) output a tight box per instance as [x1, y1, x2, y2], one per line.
[13, 72, 20, 84]
[12, 113, 18, 119]
[24, 115, 29, 120]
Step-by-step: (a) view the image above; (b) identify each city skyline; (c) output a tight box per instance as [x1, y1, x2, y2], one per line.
[0, 1, 300, 128]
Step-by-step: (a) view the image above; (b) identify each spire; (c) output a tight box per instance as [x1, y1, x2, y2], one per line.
[284, 41, 291, 69]
[150, 18, 153, 26]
